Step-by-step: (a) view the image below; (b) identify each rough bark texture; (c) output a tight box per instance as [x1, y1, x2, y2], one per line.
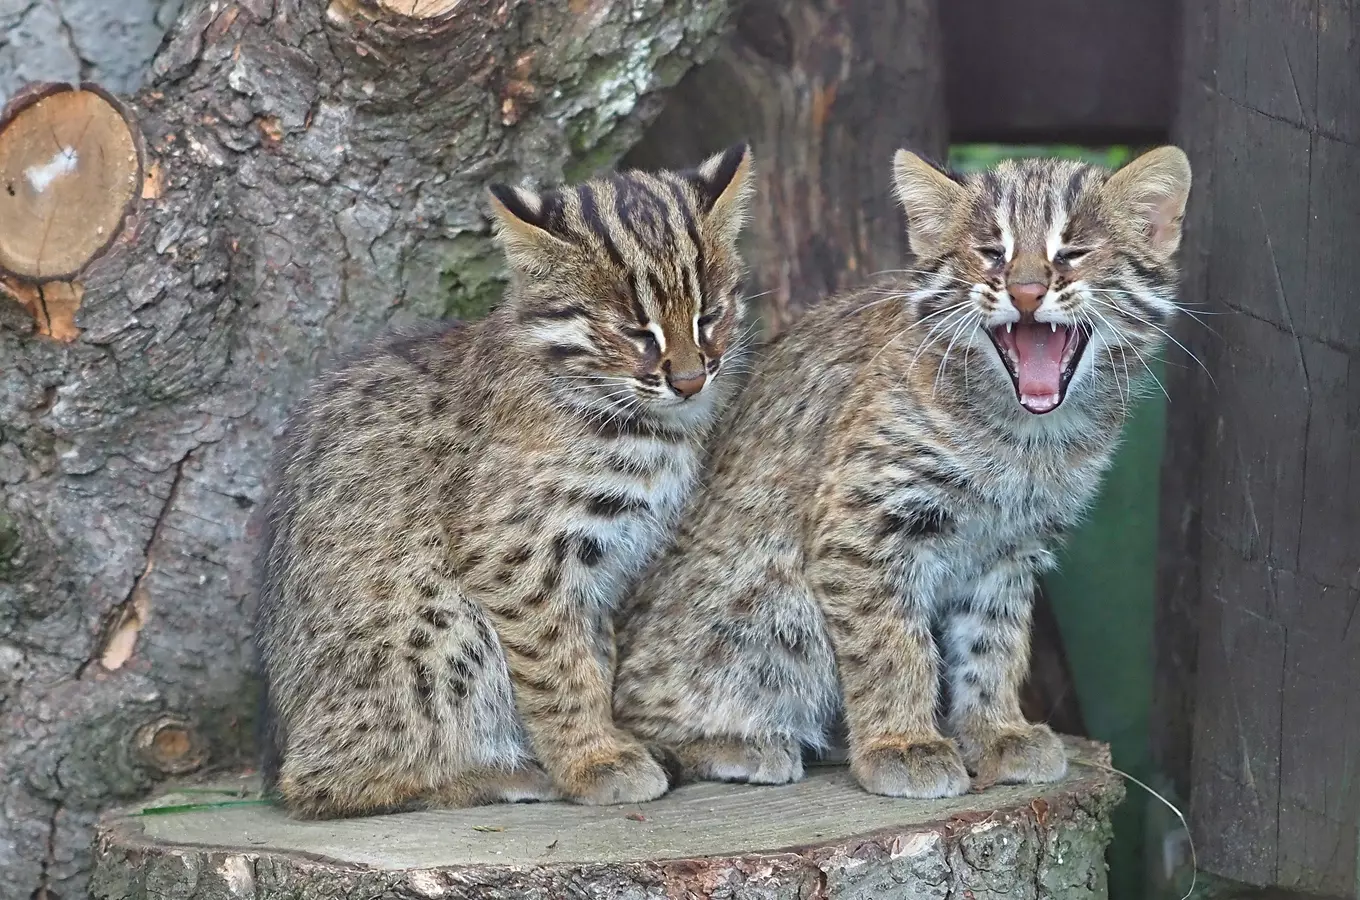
[0, 1, 736, 897]
[623, 0, 947, 334]
[89, 739, 1123, 900]
[0, 0, 181, 106]
[1155, 1, 1360, 896]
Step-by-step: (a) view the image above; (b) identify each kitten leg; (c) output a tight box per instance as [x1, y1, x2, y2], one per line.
[672, 735, 804, 785]
[489, 602, 669, 806]
[942, 566, 1067, 785]
[433, 762, 563, 806]
[809, 532, 969, 799]
[275, 767, 428, 820]
[270, 593, 532, 819]
[614, 550, 837, 788]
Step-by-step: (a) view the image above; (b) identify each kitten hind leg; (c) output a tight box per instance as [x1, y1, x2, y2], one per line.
[433, 762, 563, 806]
[672, 735, 803, 785]
[942, 569, 1067, 786]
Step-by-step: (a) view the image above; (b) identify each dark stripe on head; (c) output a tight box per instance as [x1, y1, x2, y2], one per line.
[546, 344, 590, 361]
[523, 302, 587, 322]
[1063, 170, 1086, 210]
[646, 272, 667, 306]
[578, 184, 627, 270]
[627, 273, 647, 324]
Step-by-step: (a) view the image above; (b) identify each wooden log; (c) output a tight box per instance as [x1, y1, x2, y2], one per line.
[939, 0, 1177, 145]
[0, 83, 145, 340]
[91, 738, 1122, 900]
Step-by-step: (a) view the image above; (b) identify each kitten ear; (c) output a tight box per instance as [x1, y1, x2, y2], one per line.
[1102, 146, 1192, 255]
[487, 184, 573, 275]
[689, 143, 755, 244]
[892, 150, 966, 259]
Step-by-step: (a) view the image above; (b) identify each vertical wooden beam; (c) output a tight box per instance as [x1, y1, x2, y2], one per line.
[1160, 2, 1360, 895]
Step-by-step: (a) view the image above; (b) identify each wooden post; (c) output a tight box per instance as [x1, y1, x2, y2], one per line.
[1156, 1, 1360, 896]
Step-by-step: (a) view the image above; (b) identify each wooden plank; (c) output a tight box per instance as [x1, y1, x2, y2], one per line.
[1163, 1, 1360, 895]
[940, 0, 1177, 143]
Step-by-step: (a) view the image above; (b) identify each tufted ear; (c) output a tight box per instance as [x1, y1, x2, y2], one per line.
[687, 143, 754, 245]
[1102, 146, 1192, 256]
[487, 183, 573, 275]
[892, 149, 966, 260]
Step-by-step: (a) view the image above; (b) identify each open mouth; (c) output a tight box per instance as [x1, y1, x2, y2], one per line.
[986, 322, 1091, 414]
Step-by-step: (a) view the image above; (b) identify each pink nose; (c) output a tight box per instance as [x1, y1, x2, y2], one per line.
[1007, 282, 1048, 317]
[666, 370, 707, 398]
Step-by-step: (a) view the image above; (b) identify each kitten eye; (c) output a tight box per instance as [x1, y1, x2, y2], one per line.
[1053, 248, 1089, 267]
[976, 246, 1005, 266]
[626, 328, 660, 352]
[697, 311, 721, 331]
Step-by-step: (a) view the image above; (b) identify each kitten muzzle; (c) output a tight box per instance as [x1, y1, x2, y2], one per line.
[988, 322, 1090, 414]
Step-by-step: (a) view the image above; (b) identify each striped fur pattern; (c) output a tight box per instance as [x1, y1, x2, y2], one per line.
[255, 145, 755, 819]
[614, 148, 1191, 798]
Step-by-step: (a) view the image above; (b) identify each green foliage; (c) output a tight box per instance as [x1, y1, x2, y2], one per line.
[949, 144, 1135, 173]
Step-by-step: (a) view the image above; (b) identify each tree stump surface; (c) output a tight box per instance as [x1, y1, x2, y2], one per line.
[91, 737, 1122, 900]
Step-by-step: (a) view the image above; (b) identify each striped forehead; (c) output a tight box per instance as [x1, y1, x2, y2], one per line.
[559, 174, 705, 321]
[570, 174, 701, 257]
[979, 159, 1094, 253]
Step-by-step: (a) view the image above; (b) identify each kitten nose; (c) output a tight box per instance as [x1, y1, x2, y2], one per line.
[1007, 282, 1048, 318]
[666, 369, 707, 399]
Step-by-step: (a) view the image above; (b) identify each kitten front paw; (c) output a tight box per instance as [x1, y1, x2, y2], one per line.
[850, 737, 970, 798]
[678, 736, 803, 785]
[563, 741, 670, 805]
[960, 723, 1068, 786]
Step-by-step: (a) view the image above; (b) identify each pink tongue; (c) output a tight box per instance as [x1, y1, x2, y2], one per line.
[1013, 324, 1065, 397]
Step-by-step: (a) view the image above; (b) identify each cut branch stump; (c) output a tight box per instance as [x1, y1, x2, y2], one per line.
[91, 738, 1121, 900]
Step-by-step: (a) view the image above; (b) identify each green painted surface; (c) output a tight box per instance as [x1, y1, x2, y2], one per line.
[1046, 378, 1166, 900]
[950, 145, 1164, 900]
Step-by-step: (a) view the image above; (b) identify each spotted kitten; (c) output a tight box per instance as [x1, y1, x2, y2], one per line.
[614, 147, 1191, 798]
[255, 145, 754, 818]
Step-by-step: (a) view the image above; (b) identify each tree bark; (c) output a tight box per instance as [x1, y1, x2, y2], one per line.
[89, 739, 1123, 900]
[0, 0, 180, 106]
[1156, 1, 1360, 896]
[0, 1, 736, 897]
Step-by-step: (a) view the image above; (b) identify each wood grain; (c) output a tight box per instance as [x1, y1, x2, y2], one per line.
[1158, 1, 1360, 895]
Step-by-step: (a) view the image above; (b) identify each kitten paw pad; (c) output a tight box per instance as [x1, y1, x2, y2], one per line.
[851, 738, 970, 798]
[964, 724, 1068, 785]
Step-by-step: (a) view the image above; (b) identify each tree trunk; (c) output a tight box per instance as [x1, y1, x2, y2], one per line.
[0, 1, 736, 896]
[1156, 1, 1360, 896]
[89, 739, 1123, 900]
[0, 0, 178, 106]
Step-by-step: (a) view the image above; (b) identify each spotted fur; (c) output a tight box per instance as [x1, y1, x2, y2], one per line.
[613, 147, 1191, 798]
[255, 145, 755, 819]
